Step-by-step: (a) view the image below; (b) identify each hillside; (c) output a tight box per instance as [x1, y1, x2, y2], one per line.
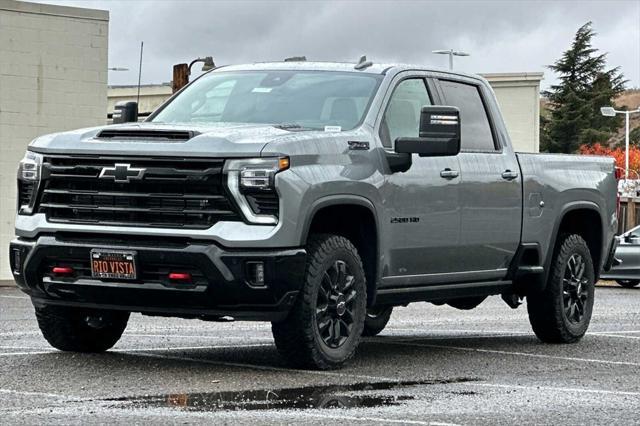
[612, 90, 640, 145]
[540, 89, 640, 147]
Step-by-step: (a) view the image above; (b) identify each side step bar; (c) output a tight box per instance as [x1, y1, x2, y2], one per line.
[376, 280, 512, 306]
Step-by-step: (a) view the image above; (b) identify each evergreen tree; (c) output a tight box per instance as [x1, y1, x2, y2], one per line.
[542, 22, 626, 153]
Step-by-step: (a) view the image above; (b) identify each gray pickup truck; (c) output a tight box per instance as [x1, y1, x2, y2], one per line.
[11, 61, 618, 369]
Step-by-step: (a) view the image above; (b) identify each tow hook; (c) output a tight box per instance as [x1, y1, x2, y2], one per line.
[501, 292, 523, 309]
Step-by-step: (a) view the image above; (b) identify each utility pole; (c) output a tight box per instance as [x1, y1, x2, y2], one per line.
[172, 63, 189, 93]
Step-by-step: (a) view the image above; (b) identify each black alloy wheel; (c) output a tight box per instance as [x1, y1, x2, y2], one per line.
[271, 234, 366, 369]
[563, 253, 590, 324]
[315, 260, 357, 348]
[527, 233, 595, 343]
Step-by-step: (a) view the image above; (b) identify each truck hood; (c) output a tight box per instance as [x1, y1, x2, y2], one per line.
[27, 122, 340, 158]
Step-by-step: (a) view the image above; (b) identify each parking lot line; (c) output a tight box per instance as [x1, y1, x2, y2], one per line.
[120, 343, 273, 352]
[0, 331, 40, 337]
[0, 343, 271, 358]
[381, 340, 640, 367]
[0, 350, 53, 357]
[591, 329, 640, 335]
[124, 333, 273, 340]
[590, 333, 640, 340]
[0, 345, 52, 350]
[0, 388, 82, 400]
[374, 333, 530, 341]
[468, 383, 640, 397]
[287, 412, 458, 425]
[0, 295, 29, 300]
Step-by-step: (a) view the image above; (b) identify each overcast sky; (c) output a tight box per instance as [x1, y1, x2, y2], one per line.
[42, 0, 640, 90]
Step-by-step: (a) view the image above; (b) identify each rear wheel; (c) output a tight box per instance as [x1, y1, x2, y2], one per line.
[527, 234, 595, 343]
[272, 234, 367, 369]
[362, 306, 393, 336]
[615, 279, 640, 288]
[35, 305, 129, 352]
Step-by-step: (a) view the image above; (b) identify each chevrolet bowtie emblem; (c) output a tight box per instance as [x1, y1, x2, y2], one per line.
[99, 163, 146, 183]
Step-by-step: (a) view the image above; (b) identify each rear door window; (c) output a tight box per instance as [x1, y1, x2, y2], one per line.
[439, 80, 496, 151]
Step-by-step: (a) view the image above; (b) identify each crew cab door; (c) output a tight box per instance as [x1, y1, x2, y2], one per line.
[377, 75, 463, 286]
[436, 78, 522, 277]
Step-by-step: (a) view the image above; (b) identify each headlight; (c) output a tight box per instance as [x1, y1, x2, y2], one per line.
[17, 151, 43, 215]
[18, 151, 43, 181]
[225, 157, 289, 224]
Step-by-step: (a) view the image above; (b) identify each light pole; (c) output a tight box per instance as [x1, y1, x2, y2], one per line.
[188, 56, 216, 75]
[173, 57, 216, 93]
[432, 49, 470, 70]
[601, 106, 640, 180]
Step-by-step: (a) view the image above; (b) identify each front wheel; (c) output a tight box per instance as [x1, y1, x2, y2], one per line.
[35, 305, 129, 352]
[527, 234, 595, 343]
[616, 279, 640, 288]
[272, 234, 367, 370]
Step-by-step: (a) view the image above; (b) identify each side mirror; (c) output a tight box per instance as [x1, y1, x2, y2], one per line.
[112, 101, 139, 124]
[395, 106, 461, 157]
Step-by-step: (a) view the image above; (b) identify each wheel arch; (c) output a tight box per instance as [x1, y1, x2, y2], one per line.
[302, 195, 380, 307]
[544, 201, 605, 286]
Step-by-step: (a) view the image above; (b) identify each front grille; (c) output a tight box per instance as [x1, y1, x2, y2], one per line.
[36, 156, 241, 229]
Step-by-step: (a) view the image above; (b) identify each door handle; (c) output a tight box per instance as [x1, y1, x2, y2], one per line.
[440, 168, 459, 179]
[501, 169, 519, 180]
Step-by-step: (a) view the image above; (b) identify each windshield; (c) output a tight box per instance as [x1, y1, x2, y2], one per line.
[151, 70, 382, 131]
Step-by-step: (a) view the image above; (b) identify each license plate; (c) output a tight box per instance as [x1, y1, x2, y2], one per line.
[90, 249, 137, 280]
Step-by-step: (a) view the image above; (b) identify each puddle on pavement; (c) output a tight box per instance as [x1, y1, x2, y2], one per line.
[108, 377, 477, 412]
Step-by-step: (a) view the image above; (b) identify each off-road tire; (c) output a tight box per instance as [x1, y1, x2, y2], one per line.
[35, 305, 129, 352]
[527, 234, 595, 343]
[271, 234, 367, 369]
[362, 306, 393, 337]
[616, 279, 640, 288]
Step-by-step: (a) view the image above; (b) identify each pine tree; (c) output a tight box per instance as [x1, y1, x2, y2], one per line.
[541, 22, 626, 153]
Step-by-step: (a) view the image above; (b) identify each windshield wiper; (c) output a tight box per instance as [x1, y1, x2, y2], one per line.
[273, 123, 314, 131]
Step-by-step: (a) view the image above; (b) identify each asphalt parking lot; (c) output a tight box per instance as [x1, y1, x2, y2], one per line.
[1, 283, 639, 425]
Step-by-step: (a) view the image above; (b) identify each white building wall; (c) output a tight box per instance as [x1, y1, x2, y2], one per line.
[483, 73, 543, 153]
[0, 0, 109, 280]
[108, 84, 172, 116]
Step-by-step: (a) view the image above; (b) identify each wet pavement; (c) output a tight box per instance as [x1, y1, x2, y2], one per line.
[0, 284, 639, 425]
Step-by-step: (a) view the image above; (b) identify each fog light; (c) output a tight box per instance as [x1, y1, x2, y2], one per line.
[11, 248, 23, 275]
[247, 261, 265, 287]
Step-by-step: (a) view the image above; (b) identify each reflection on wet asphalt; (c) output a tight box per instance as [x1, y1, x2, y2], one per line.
[107, 378, 478, 412]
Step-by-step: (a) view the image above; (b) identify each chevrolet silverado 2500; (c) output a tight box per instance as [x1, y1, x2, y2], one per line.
[11, 61, 618, 369]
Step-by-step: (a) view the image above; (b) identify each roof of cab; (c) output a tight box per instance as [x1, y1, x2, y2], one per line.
[211, 61, 484, 82]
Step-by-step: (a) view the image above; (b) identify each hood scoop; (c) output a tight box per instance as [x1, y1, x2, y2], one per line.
[96, 129, 198, 142]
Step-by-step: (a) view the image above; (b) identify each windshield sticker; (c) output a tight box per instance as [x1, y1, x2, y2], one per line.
[324, 126, 342, 132]
[251, 87, 272, 93]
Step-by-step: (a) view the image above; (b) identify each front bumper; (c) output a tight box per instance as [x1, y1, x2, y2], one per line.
[10, 235, 306, 322]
